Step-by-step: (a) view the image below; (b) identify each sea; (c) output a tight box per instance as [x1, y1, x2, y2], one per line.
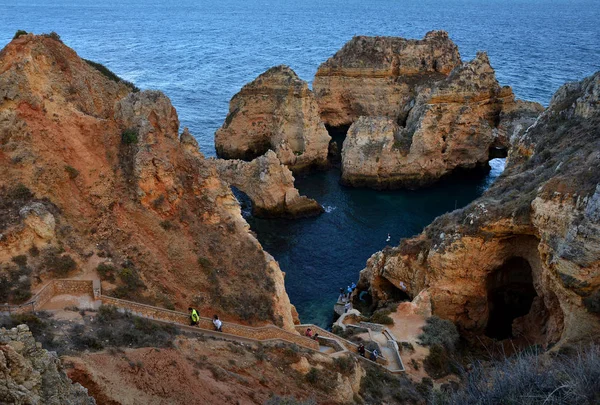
[1, 0, 598, 327]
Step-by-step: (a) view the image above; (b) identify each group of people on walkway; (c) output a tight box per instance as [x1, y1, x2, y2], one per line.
[304, 327, 320, 341]
[357, 343, 379, 361]
[188, 307, 222, 332]
[338, 282, 356, 303]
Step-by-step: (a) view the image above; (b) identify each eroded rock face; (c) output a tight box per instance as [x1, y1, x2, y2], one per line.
[0, 34, 297, 331]
[0, 325, 95, 405]
[214, 151, 323, 218]
[215, 65, 331, 172]
[358, 71, 600, 347]
[340, 52, 543, 188]
[313, 31, 462, 127]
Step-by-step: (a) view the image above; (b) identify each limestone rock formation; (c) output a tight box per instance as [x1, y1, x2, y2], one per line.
[0, 325, 95, 404]
[313, 31, 462, 127]
[315, 32, 543, 188]
[0, 34, 297, 331]
[214, 151, 323, 218]
[340, 52, 543, 188]
[215, 65, 331, 172]
[358, 71, 600, 347]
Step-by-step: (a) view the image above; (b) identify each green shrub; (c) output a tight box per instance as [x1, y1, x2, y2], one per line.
[9, 183, 33, 200]
[305, 367, 321, 385]
[197, 256, 212, 269]
[265, 396, 316, 405]
[370, 310, 394, 325]
[28, 245, 39, 257]
[333, 355, 355, 375]
[360, 362, 422, 403]
[41, 31, 62, 42]
[64, 165, 79, 179]
[11, 255, 27, 267]
[439, 344, 600, 405]
[96, 262, 116, 282]
[418, 316, 459, 350]
[83, 59, 139, 92]
[583, 290, 600, 313]
[109, 266, 147, 301]
[159, 220, 176, 231]
[13, 30, 27, 40]
[423, 344, 455, 379]
[0, 263, 32, 304]
[121, 129, 139, 145]
[42, 250, 76, 277]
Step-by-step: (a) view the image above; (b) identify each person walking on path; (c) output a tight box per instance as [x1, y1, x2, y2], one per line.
[189, 307, 200, 326]
[358, 343, 366, 357]
[370, 348, 379, 362]
[213, 315, 223, 332]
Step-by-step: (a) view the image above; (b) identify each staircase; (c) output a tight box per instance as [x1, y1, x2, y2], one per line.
[2, 279, 405, 373]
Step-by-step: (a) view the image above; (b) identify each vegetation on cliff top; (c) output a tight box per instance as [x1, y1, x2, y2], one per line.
[434, 344, 600, 404]
[83, 58, 140, 92]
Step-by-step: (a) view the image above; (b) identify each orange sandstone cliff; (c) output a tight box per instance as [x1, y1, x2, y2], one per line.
[0, 34, 297, 330]
[358, 71, 600, 347]
[215, 65, 331, 172]
[314, 32, 543, 189]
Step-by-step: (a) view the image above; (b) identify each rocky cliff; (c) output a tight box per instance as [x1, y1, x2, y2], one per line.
[215, 65, 331, 172]
[358, 71, 600, 347]
[0, 34, 297, 330]
[0, 325, 95, 404]
[215, 151, 323, 218]
[315, 32, 543, 188]
[313, 31, 462, 127]
[340, 52, 543, 188]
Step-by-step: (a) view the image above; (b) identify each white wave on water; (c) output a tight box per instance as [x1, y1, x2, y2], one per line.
[323, 205, 337, 213]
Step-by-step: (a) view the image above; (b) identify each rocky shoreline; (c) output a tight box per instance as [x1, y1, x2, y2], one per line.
[216, 31, 543, 190]
[1, 29, 599, 404]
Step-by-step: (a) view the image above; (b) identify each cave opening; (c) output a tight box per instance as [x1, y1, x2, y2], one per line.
[485, 257, 537, 340]
[379, 277, 411, 303]
[325, 124, 351, 166]
[230, 186, 253, 218]
[489, 146, 508, 159]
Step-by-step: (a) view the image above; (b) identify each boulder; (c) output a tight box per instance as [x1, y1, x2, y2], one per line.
[214, 151, 323, 218]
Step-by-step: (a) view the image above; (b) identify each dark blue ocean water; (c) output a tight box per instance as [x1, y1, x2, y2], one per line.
[2, 0, 598, 326]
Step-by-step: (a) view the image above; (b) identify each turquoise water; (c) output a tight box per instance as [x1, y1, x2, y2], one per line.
[248, 160, 505, 326]
[1, 0, 598, 326]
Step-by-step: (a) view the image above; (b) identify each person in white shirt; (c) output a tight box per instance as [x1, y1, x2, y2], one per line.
[213, 314, 223, 332]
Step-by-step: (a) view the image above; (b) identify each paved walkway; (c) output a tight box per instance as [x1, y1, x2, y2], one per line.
[5, 279, 404, 373]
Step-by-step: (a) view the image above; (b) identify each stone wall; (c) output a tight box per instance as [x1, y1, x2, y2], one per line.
[53, 280, 94, 296]
[296, 324, 389, 366]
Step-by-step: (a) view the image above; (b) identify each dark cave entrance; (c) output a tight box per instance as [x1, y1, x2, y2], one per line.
[230, 186, 253, 218]
[379, 278, 411, 303]
[325, 124, 350, 166]
[485, 257, 537, 340]
[489, 146, 508, 159]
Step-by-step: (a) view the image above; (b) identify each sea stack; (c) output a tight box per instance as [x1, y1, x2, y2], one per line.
[314, 32, 543, 189]
[215, 65, 331, 172]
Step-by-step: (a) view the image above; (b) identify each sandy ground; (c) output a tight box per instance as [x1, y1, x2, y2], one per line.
[39, 294, 100, 311]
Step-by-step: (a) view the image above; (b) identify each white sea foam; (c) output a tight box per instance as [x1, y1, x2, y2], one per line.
[323, 205, 337, 213]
